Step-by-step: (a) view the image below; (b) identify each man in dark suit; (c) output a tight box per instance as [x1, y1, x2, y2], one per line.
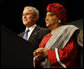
[18, 6, 50, 50]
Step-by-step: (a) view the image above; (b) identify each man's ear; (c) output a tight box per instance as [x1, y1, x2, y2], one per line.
[34, 15, 38, 21]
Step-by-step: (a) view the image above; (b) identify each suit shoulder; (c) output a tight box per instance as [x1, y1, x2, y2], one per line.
[37, 26, 51, 35]
[37, 26, 50, 31]
[18, 31, 24, 37]
[40, 27, 50, 32]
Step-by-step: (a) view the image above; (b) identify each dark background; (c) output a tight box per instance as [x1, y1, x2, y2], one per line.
[1, 0, 83, 34]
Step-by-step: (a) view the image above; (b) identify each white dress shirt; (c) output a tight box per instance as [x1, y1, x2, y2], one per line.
[25, 24, 37, 41]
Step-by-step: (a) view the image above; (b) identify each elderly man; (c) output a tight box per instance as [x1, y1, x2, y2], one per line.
[18, 6, 50, 50]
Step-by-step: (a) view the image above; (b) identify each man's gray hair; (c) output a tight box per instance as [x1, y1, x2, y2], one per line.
[24, 6, 39, 21]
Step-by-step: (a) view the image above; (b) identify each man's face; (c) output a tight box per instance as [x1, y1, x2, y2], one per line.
[22, 8, 35, 27]
[45, 12, 59, 28]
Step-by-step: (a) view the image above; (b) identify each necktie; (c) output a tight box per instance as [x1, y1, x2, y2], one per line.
[23, 29, 30, 40]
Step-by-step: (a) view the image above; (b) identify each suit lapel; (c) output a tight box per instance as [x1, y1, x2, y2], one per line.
[28, 26, 40, 42]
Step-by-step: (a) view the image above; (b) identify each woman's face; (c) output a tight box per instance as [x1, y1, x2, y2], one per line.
[45, 12, 59, 28]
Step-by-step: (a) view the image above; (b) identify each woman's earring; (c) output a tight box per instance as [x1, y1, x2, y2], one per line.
[58, 20, 61, 23]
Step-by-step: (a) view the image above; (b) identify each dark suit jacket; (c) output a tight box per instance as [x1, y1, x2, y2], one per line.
[18, 26, 50, 50]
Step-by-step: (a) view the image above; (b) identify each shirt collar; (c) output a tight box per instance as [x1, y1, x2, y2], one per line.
[25, 24, 37, 32]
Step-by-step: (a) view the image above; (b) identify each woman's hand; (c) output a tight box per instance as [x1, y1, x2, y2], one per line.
[33, 48, 48, 61]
